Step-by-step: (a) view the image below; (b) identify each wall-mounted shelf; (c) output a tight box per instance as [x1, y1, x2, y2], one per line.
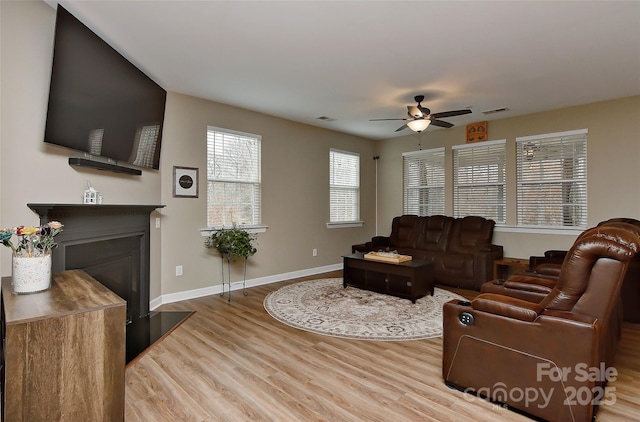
[68, 157, 142, 175]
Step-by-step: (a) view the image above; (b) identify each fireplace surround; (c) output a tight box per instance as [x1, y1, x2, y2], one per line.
[27, 203, 196, 365]
[28, 203, 164, 323]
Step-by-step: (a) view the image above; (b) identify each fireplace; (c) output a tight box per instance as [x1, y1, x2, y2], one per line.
[28, 204, 163, 324]
[28, 203, 195, 364]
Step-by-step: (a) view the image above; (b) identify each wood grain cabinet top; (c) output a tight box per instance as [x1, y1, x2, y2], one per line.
[2, 270, 126, 422]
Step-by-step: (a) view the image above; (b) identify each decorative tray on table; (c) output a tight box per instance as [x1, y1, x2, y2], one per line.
[364, 251, 412, 264]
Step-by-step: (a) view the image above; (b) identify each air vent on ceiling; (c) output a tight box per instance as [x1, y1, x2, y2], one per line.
[317, 116, 336, 122]
[482, 107, 509, 115]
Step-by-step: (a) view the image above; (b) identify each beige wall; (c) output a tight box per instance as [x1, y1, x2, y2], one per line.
[3, 1, 639, 304]
[0, 1, 164, 296]
[0, 1, 377, 304]
[159, 92, 376, 297]
[375, 95, 640, 257]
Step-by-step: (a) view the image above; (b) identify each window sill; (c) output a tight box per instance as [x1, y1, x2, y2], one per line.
[326, 221, 364, 229]
[200, 225, 269, 237]
[494, 225, 584, 236]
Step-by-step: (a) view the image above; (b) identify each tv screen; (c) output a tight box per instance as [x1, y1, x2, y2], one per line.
[45, 5, 166, 170]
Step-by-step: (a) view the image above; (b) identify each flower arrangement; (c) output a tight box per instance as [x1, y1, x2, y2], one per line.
[0, 221, 63, 257]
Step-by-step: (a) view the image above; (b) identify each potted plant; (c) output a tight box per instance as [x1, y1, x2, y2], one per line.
[204, 224, 257, 260]
[204, 224, 257, 301]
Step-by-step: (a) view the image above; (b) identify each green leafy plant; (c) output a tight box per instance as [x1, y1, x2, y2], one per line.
[204, 224, 257, 261]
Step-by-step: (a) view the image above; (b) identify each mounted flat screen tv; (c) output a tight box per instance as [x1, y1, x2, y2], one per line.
[45, 5, 166, 171]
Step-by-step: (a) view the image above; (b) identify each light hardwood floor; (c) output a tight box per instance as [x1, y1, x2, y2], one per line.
[125, 272, 640, 421]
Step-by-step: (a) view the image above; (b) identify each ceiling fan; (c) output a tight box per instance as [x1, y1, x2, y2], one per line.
[370, 95, 472, 132]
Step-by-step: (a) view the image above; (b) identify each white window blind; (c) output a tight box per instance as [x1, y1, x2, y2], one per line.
[329, 149, 360, 223]
[516, 129, 587, 228]
[88, 128, 104, 156]
[206, 126, 261, 227]
[453, 140, 506, 223]
[132, 124, 160, 168]
[403, 148, 445, 216]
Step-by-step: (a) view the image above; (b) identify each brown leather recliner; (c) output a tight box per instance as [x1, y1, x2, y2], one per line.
[442, 226, 640, 422]
[482, 219, 640, 323]
[480, 223, 639, 360]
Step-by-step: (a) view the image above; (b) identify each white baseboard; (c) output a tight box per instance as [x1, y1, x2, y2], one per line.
[150, 263, 342, 310]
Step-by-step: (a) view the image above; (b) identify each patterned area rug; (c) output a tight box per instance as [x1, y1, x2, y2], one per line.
[263, 278, 467, 341]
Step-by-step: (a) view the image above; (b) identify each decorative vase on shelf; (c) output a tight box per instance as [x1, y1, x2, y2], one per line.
[12, 254, 52, 294]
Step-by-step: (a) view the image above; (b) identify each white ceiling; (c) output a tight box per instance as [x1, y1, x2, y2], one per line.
[48, 1, 640, 140]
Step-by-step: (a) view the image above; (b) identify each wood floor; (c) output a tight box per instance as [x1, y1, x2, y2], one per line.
[125, 272, 640, 421]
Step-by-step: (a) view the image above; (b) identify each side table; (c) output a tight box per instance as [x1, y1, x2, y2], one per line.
[493, 257, 530, 280]
[1, 270, 126, 421]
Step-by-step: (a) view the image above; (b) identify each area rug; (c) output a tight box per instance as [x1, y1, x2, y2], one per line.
[263, 278, 467, 341]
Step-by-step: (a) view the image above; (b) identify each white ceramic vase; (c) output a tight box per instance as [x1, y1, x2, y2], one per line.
[12, 254, 52, 294]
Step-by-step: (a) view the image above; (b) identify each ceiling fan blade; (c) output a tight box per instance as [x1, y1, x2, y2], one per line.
[430, 109, 472, 119]
[369, 118, 409, 121]
[429, 119, 454, 128]
[395, 123, 409, 132]
[407, 106, 422, 118]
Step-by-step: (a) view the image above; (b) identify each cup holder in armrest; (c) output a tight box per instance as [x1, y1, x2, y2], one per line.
[493, 279, 506, 285]
[457, 300, 472, 306]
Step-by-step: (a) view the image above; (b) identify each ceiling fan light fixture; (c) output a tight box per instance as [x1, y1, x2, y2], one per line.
[407, 119, 431, 132]
[408, 106, 422, 118]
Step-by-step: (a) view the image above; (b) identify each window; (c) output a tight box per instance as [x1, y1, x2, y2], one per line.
[453, 140, 506, 223]
[206, 126, 261, 227]
[403, 148, 445, 216]
[329, 149, 360, 223]
[516, 129, 587, 228]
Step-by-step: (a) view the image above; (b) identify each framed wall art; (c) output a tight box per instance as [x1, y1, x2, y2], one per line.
[173, 166, 199, 198]
[466, 121, 488, 143]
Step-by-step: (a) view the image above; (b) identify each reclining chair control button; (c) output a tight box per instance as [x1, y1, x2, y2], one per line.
[459, 312, 475, 326]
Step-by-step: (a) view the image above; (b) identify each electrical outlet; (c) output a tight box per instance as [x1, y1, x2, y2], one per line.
[312, 248, 318, 257]
[155, 217, 161, 228]
[176, 265, 183, 276]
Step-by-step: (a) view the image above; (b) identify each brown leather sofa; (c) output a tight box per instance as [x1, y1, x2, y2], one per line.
[352, 215, 503, 290]
[483, 218, 640, 323]
[442, 225, 640, 422]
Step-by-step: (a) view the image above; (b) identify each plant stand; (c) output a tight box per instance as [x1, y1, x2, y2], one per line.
[219, 254, 249, 302]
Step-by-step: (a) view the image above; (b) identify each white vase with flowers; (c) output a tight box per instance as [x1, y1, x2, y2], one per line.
[1, 221, 63, 294]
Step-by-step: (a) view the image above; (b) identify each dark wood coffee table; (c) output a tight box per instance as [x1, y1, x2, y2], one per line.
[342, 252, 434, 303]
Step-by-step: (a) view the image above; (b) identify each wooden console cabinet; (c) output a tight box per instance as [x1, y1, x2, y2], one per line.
[1, 270, 126, 421]
[343, 253, 434, 303]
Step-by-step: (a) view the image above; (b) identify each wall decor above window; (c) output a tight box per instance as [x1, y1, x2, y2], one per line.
[466, 121, 488, 143]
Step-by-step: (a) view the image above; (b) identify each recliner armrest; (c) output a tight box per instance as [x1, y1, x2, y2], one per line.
[503, 280, 553, 294]
[370, 236, 391, 249]
[505, 273, 557, 290]
[478, 244, 503, 253]
[544, 250, 568, 259]
[541, 309, 597, 326]
[351, 243, 370, 253]
[472, 293, 542, 322]
[532, 263, 561, 278]
[529, 250, 567, 269]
